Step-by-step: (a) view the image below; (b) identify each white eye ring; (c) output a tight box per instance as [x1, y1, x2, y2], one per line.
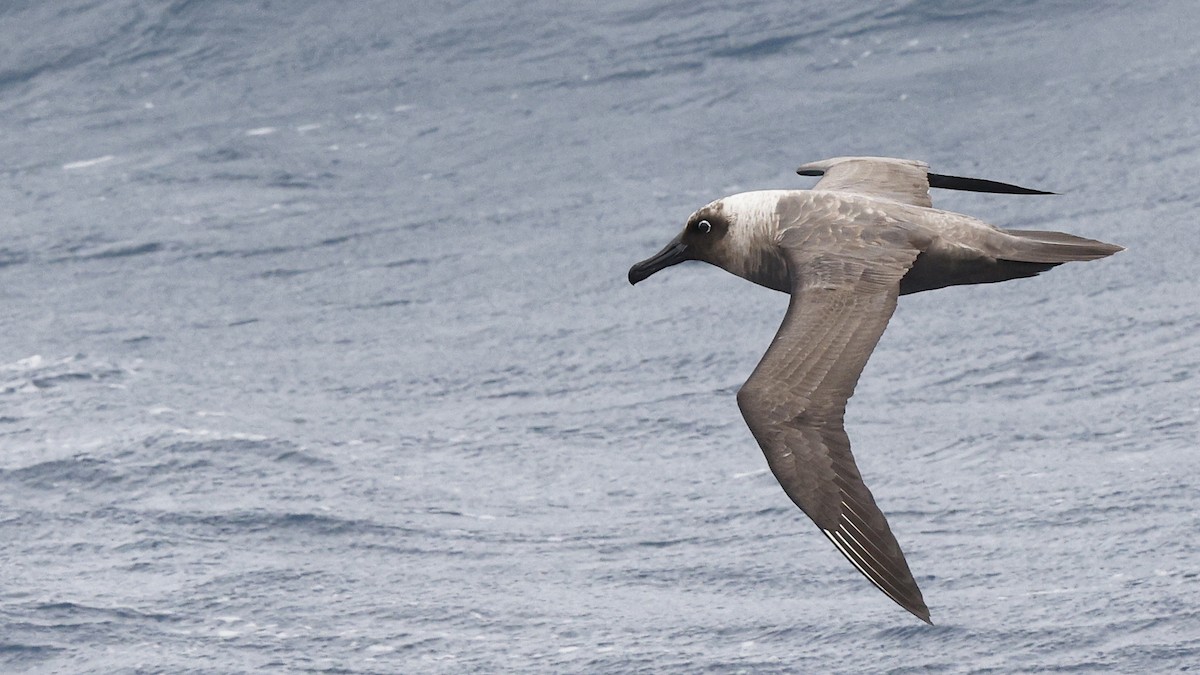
[697, 220, 711, 233]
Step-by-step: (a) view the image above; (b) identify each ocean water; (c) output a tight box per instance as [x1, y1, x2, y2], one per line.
[2, 0, 1199, 672]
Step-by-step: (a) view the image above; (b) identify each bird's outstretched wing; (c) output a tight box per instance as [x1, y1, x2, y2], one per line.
[735, 221, 930, 622]
[797, 156, 1053, 208]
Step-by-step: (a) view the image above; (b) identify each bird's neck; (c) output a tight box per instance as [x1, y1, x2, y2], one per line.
[719, 191, 790, 292]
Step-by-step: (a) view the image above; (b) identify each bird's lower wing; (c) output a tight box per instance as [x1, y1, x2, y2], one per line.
[736, 227, 931, 622]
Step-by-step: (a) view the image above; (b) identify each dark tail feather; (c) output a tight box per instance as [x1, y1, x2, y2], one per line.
[1000, 229, 1125, 264]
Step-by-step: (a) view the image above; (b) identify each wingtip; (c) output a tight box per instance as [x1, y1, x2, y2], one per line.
[900, 596, 932, 624]
[927, 172, 1056, 196]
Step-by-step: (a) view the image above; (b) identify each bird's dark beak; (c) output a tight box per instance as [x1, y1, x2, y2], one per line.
[628, 237, 689, 285]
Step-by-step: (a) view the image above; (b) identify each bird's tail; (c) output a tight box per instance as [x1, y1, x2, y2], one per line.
[998, 229, 1124, 264]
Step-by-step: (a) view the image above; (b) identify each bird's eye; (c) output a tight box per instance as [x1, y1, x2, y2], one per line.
[696, 220, 711, 234]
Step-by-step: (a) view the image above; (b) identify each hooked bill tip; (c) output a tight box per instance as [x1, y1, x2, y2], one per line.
[627, 240, 689, 286]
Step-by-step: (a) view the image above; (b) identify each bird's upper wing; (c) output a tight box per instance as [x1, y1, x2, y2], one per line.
[797, 156, 936, 207]
[735, 214, 930, 622]
[797, 156, 1053, 208]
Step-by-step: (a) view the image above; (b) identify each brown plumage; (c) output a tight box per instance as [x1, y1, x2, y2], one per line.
[628, 156, 1123, 623]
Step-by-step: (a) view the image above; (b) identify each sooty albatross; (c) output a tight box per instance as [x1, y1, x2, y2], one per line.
[627, 156, 1123, 623]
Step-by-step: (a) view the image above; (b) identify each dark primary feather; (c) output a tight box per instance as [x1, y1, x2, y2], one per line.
[928, 173, 1054, 195]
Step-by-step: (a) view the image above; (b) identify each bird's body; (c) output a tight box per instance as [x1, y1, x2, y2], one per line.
[628, 156, 1122, 624]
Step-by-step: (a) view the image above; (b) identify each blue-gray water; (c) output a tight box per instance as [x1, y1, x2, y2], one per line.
[2, 1, 1199, 672]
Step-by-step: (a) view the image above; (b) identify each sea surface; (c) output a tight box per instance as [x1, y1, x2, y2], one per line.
[2, 1, 1199, 672]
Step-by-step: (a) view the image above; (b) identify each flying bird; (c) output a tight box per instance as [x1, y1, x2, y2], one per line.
[627, 156, 1122, 623]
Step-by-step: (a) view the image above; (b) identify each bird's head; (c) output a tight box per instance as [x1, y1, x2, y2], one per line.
[628, 191, 790, 290]
[627, 200, 733, 285]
